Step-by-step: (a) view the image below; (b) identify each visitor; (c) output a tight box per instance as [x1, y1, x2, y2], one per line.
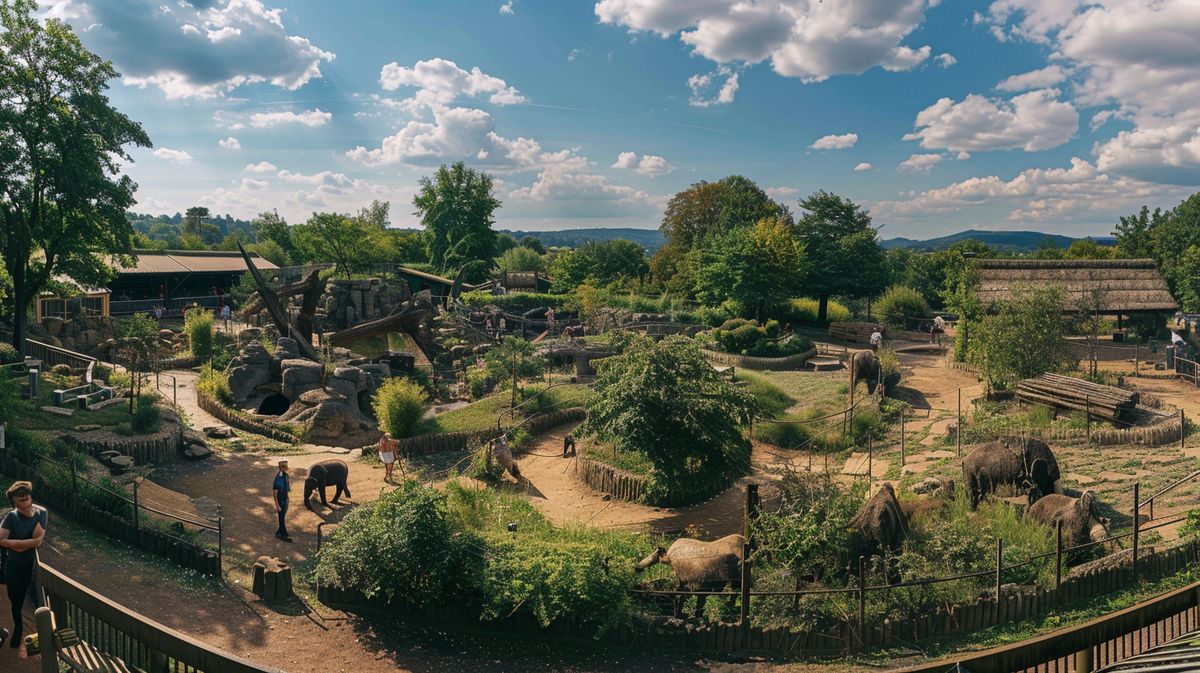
[378, 433, 397, 484]
[870, 329, 883, 351]
[499, 317, 507, 334]
[562, 434, 576, 458]
[222, 303, 232, 322]
[272, 460, 292, 542]
[0, 480, 47, 649]
[545, 307, 556, 334]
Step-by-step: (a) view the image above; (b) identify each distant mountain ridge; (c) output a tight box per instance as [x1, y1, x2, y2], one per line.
[505, 227, 1114, 254]
[880, 229, 1116, 252]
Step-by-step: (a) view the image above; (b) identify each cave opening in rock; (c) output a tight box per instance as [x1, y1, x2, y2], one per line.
[257, 393, 291, 416]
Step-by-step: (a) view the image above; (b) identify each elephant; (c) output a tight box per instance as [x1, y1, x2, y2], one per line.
[636, 534, 746, 619]
[492, 435, 521, 479]
[850, 484, 908, 553]
[1026, 491, 1109, 549]
[850, 350, 882, 395]
[962, 437, 1061, 509]
[303, 459, 351, 511]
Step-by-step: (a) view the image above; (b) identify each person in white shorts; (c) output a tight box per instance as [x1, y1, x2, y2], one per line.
[378, 433, 398, 483]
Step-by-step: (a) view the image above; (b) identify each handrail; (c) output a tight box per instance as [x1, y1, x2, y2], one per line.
[39, 560, 284, 673]
[25, 338, 96, 384]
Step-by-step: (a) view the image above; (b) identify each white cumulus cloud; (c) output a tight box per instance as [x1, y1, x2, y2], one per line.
[687, 66, 739, 107]
[43, 0, 334, 99]
[611, 152, 675, 176]
[854, 162, 873, 171]
[903, 89, 1078, 152]
[810, 133, 858, 150]
[935, 53, 957, 69]
[995, 65, 1069, 92]
[244, 161, 277, 173]
[153, 147, 193, 163]
[596, 0, 934, 84]
[378, 58, 525, 111]
[500, 1, 514, 14]
[248, 109, 332, 128]
[898, 153, 943, 173]
[218, 137, 241, 150]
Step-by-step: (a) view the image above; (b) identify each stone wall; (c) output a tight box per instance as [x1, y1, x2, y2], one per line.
[319, 278, 410, 330]
[60, 423, 185, 465]
[29, 315, 117, 356]
[197, 388, 302, 444]
[701, 347, 817, 371]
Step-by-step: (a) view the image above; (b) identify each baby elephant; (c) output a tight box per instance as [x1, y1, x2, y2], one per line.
[303, 459, 351, 511]
[1026, 490, 1109, 548]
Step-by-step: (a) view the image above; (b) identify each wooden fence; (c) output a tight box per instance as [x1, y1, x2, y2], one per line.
[59, 422, 185, 465]
[196, 388, 302, 444]
[701, 347, 817, 371]
[39, 561, 281, 673]
[25, 338, 96, 383]
[574, 458, 647, 503]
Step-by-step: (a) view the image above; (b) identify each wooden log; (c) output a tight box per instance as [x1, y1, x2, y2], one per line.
[252, 555, 293, 601]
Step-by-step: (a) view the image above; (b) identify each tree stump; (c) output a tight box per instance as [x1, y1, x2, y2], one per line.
[252, 556, 293, 601]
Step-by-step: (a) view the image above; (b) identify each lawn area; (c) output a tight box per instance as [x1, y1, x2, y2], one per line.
[14, 376, 150, 435]
[341, 332, 417, 360]
[740, 369, 849, 415]
[424, 393, 513, 434]
[579, 439, 654, 476]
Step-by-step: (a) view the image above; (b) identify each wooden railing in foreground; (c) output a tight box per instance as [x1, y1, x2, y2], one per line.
[38, 560, 282, 673]
[898, 580, 1200, 673]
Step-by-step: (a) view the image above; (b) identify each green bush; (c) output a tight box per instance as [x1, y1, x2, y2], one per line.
[314, 481, 482, 605]
[107, 370, 131, 391]
[702, 319, 813, 357]
[0, 342, 19, 364]
[372, 377, 427, 438]
[131, 394, 160, 434]
[184, 308, 215, 360]
[878, 347, 904, 391]
[787, 297, 852, 325]
[734, 370, 795, 418]
[196, 364, 232, 404]
[874, 285, 931, 330]
[460, 290, 572, 314]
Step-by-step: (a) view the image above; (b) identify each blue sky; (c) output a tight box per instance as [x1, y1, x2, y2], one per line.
[41, 0, 1200, 238]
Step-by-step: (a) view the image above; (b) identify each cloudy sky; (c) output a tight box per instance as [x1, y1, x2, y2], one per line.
[42, 0, 1200, 237]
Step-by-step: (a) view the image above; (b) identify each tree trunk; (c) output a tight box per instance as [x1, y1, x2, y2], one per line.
[818, 294, 829, 324]
[11, 276, 27, 353]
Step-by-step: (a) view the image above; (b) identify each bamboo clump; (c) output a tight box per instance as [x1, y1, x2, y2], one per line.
[1015, 373, 1138, 421]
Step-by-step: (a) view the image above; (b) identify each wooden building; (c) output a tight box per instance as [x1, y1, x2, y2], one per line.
[974, 259, 1177, 320]
[107, 249, 278, 314]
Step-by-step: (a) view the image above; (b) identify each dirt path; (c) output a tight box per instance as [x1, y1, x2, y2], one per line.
[159, 368, 224, 429]
[513, 423, 819, 537]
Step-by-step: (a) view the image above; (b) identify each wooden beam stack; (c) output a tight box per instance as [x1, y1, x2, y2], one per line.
[1015, 373, 1138, 421]
[828, 322, 883, 344]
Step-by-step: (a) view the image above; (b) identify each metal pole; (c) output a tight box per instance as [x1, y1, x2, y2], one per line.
[900, 407, 905, 467]
[1134, 342, 1139, 378]
[995, 538, 1003, 623]
[1086, 395, 1091, 445]
[218, 510, 224, 575]
[739, 541, 752, 633]
[133, 477, 141, 545]
[1055, 521, 1063, 594]
[867, 435, 873, 485]
[1132, 482, 1140, 583]
[857, 555, 866, 647]
[1182, 408, 1187, 450]
[957, 388, 962, 457]
[510, 351, 517, 409]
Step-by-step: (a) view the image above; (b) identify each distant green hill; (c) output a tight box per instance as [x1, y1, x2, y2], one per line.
[881, 229, 1116, 252]
[500, 228, 666, 252]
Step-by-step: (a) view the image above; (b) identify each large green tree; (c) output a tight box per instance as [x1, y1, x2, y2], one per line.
[695, 216, 806, 320]
[548, 239, 647, 291]
[659, 175, 788, 250]
[0, 0, 151, 349]
[1114, 205, 1164, 259]
[968, 284, 1071, 389]
[294, 212, 376, 278]
[413, 162, 500, 280]
[794, 191, 887, 322]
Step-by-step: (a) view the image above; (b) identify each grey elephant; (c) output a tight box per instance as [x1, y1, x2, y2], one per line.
[850, 350, 882, 395]
[303, 459, 351, 511]
[850, 483, 909, 553]
[636, 533, 746, 619]
[962, 436, 1061, 509]
[1026, 491, 1109, 548]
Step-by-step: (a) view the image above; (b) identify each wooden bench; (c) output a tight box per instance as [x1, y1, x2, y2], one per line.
[56, 628, 135, 673]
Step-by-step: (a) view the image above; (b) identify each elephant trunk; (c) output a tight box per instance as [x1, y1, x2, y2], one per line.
[1088, 520, 1109, 544]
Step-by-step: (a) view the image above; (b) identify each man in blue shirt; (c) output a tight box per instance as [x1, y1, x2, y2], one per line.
[272, 460, 292, 542]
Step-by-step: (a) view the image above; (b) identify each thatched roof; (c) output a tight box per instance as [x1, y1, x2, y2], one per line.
[975, 258, 1176, 313]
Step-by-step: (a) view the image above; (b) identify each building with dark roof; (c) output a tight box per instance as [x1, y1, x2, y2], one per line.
[106, 249, 278, 315]
[974, 259, 1177, 315]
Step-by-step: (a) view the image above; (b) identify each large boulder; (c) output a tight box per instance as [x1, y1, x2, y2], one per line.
[227, 340, 272, 402]
[281, 389, 366, 439]
[281, 359, 323, 400]
[357, 363, 391, 389]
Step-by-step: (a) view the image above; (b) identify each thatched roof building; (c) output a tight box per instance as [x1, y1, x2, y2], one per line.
[974, 259, 1176, 314]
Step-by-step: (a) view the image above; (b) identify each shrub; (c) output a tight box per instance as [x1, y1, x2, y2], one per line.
[107, 370, 131, 391]
[196, 364, 232, 405]
[874, 286, 931, 330]
[184, 308, 215, 360]
[131, 395, 160, 434]
[0, 342, 19, 364]
[373, 377, 427, 438]
[878, 347, 903, 391]
[702, 319, 813, 357]
[314, 481, 482, 605]
[787, 297, 851, 325]
[50, 363, 73, 376]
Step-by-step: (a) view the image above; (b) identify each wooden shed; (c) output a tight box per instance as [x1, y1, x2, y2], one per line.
[974, 259, 1176, 315]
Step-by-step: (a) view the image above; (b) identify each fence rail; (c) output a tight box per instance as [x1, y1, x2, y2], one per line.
[24, 338, 96, 383]
[39, 560, 281, 673]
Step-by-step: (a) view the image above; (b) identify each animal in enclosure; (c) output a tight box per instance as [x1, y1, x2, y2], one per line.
[303, 460, 352, 510]
[962, 437, 1061, 509]
[492, 435, 521, 479]
[850, 483, 909, 553]
[1026, 491, 1109, 550]
[850, 350, 881, 395]
[636, 534, 746, 619]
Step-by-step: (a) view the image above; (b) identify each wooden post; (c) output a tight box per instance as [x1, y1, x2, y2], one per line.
[900, 407, 906, 467]
[1132, 482, 1140, 583]
[994, 538, 1003, 623]
[133, 476, 141, 545]
[956, 388, 962, 457]
[1086, 395, 1092, 445]
[744, 484, 760, 540]
[857, 555, 866, 647]
[36, 607, 57, 673]
[1182, 408, 1187, 449]
[1076, 646, 1094, 673]
[218, 512, 224, 574]
[1134, 341, 1139, 378]
[847, 355, 856, 436]
[69, 457, 78, 497]
[867, 435, 873, 485]
[739, 541, 752, 634]
[1055, 520, 1063, 594]
[510, 351, 517, 409]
